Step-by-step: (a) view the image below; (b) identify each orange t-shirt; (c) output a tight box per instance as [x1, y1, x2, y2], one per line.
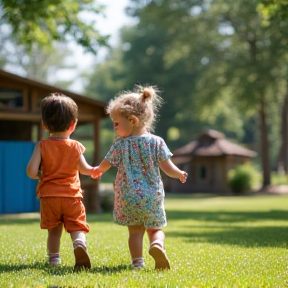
[37, 138, 85, 198]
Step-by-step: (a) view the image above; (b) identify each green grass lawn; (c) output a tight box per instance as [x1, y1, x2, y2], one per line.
[1, 193, 288, 287]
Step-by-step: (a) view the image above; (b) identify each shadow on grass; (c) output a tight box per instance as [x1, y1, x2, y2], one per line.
[0, 262, 72, 275]
[0, 262, 130, 275]
[0, 214, 113, 226]
[167, 209, 288, 222]
[0, 218, 40, 226]
[166, 225, 288, 248]
[166, 210, 288, 248]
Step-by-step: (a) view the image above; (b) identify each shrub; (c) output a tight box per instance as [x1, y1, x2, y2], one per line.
[227, 163, 261, 193]
[271, 172, 288, 185]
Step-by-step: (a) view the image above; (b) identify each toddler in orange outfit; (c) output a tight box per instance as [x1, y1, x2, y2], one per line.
[26, 93, 98, 271]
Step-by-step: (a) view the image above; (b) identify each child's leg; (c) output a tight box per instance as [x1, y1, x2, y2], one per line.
[70, 231, 91, 271]
[63, 198, 90, 270]
[128, 225, 145, 268]
[70, 231, 86, 245]
[47, 223, 63, 265]
[146, 228, 165, 246]
[146, 228, 170, 270]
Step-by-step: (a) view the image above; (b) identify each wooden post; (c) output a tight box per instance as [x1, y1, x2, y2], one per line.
[83, 115, 102, 213]
[38, 122, 43, 141]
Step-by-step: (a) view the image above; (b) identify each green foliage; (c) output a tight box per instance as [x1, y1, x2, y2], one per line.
[124, 0, 288, 185]
[86, 6, 245, 151]
[258, 0, 288, 24]
[119, 10, 205, 149]
[86, 0, 288, 162]
[1, 194, 288, 287]
[227, 163, 261, 193]
[271, 172, 288, 185]
[0, 0, 109, 53]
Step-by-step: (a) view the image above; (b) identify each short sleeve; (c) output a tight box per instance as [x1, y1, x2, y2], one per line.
[105, 139, 122, 167]
[72, 141, 85, 155]
[156, 137, 173, 163]
[77, 142, 85, 154]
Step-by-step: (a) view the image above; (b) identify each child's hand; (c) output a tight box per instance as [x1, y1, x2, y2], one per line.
[91, 166, 103, 179]
[179, 171, 188, 183]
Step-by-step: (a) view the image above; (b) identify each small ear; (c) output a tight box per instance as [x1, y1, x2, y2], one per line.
[69, 120, 77, 131]
[129, 115, 139, 127]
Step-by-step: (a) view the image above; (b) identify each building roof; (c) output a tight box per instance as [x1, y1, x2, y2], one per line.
[172, 129, 257, 163]
[0, 68, 108, 115]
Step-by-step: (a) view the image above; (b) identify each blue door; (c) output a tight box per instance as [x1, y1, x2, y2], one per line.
[0, 141, 39, 214]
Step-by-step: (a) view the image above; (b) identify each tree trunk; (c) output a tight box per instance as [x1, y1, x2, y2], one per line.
[277, 89, 288, 174]
[259, 97, 271, 188]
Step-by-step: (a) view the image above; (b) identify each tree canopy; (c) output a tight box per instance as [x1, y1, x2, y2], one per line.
[258, 0, 288, 23]
[0, 0, 109, 53]
[85, 0, 288, 188]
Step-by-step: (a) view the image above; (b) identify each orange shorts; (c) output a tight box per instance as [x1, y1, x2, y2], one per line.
[40, 197, 89, 233]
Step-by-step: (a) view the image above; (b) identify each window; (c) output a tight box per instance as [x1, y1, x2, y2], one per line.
[0, 88, 23, 109]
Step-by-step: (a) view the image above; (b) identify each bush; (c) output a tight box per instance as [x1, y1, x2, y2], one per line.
[227, 163, 261, 193]
[271, 172, 288, 185]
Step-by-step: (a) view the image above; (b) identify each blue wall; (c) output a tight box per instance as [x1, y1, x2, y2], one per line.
[0, 141, 39, 214]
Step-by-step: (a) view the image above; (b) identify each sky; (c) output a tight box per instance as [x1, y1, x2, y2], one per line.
[65, 0, 134, 92]
[96, 0, 132, 41]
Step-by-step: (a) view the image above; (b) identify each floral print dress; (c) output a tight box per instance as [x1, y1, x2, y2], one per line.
[105, 133, 172, 228]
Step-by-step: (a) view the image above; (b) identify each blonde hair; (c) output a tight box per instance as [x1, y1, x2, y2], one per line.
[106, 85, 163, 131]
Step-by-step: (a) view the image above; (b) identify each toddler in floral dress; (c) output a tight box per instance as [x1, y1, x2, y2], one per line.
[92, 85, 187, 269]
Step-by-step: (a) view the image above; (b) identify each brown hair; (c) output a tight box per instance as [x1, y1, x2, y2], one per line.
[41, 93, 78, 133]
[106, 85, 163, 131]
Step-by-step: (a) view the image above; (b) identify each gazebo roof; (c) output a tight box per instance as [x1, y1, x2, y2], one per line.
[172, 129, 257, 163]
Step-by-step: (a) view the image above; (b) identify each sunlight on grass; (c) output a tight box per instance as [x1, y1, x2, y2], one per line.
[1, 194, 288, 287]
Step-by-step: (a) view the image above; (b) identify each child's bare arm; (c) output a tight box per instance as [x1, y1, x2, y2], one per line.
[159, 159, 188, 183]
[77, 154, 94, 176]
[26, 143, 41, 179]
[91, 159, 112, 179]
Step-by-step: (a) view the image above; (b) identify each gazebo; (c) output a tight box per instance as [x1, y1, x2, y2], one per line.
[170, 129, 257, 193]
[0, 69, 108, 213]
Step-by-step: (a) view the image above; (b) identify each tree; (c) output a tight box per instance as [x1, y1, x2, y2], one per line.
[195, 0, 288, 187]
[85, 5, 250, 153]
[126, 0, 288, 188]
[84, 0, 288, 189]
[258, 0, 288, 23]
[0, 0, 109, 53]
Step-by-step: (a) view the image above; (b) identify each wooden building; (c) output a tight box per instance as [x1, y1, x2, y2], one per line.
[170, 129, 257, 193]
[0, 69, 108, 213]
